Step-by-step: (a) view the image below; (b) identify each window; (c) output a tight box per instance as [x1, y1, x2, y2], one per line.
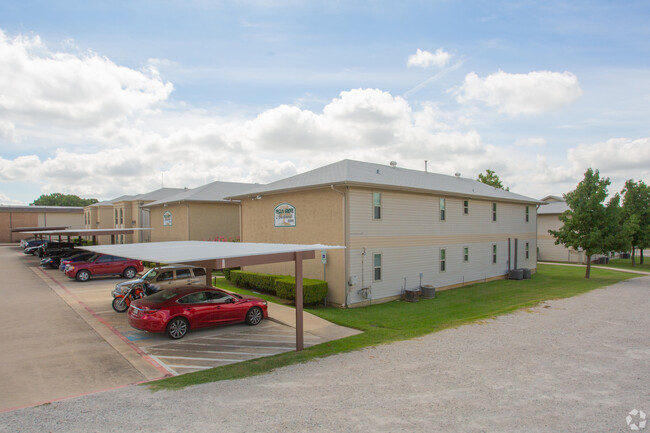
[176, 269, 191, 278]
[373, 253, 382, 281]
[525, 242, 530, 259]
[492, 244, 497, 264]
[97, 255, 113, 263]
[119, 208, 123, 224]
[463, 200, 469, 215]
[193, 268, 206, 277]
[440, 248, 446, 272]
[207, 291, 231, 303]
[178, 292, 208, 304]
[492, 203, 497, 222]
[114, 209, 118, 225]
[158, 271, 173, 281]
[373, 192, 381, 220]
[463, 247, 469, 262]
[525, 206, 530, 222]
[440, 198, 446, 221]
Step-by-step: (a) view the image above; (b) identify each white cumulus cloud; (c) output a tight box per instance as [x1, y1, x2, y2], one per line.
[0, 30, 173, 127]
[456, 70, 582, 115]
[407, 48, 451, 69]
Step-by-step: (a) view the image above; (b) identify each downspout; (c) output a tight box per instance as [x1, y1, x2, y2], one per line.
[330, 185, 349, 308]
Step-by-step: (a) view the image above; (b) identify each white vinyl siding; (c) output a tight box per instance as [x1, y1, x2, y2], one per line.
[347, 188, 537, 304]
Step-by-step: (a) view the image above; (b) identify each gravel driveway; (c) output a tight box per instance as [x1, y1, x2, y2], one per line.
[1, 276, 648, 433]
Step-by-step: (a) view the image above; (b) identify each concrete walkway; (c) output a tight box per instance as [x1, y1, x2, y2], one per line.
[541, 261, 650, 275]
[267, 302, 362, 340]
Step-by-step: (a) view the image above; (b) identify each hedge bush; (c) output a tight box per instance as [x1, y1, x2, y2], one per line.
[228, 270, 328, 304]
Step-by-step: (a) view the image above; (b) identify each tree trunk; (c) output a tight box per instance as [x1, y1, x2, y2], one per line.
[631, 246, 636, 266]
[641, 249, 645, 265]
[585, 255, 592, 279]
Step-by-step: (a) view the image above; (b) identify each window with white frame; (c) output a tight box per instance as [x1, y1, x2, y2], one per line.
[463, 200, 469, 215]
[492, 203, 497, 222]
[492, 244, 497, 264]
[373, 192, 381, 220]
[440, 198, 446, 221]
[463, 246, 469, 262]
[373, 253, 382, 281]
[114, 209, 118, 225]
[525, 242, 530, 259]
[525, 206, 530, 222]
[119, 208, 123, 224]
[440, 248, 446, 272]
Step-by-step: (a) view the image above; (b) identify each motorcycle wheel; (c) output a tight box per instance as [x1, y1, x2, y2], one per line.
[112, 296, 130, 313]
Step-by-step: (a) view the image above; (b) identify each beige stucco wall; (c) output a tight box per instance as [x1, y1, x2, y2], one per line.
[150, 203, 190, 242]
[240, 188, 346, 306]
[188, 202, 241, 241]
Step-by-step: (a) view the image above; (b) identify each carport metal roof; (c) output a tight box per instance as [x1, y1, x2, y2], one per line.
[21, 228, 152, 237]
[79, 241, 344, 351]
[12, 226, 69, 232]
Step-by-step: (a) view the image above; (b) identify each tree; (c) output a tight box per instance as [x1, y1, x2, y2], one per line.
[477, 169, 509, 191]
[549, 168, 633, 278]
[621, 180, 650, 265]
[31, 193, 98, 207]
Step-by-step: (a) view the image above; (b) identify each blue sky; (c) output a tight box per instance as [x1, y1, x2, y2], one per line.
[1, 0, 649, 204]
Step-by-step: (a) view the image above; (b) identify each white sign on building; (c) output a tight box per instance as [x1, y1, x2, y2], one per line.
[163, 211, 172, 227]
[274, 203, 296, 227]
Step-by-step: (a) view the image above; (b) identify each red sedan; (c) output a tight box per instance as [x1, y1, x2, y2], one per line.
[128, 286, 268, 339]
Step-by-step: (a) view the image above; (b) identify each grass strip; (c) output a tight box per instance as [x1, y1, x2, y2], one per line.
[147, 264, 637, 391]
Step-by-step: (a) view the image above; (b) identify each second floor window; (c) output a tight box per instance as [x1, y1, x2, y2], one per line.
[492, 203, 497, 222]
[373, 192, 381, 220]
[119, 209, 123, 224]
[525, 206, 530, 222]
[114, 209, 118, 225]
[463, 200, 469, 215]
[440, 198, 446, 221]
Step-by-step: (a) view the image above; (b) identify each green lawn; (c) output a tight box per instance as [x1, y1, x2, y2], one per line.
[598, 257, 650, 272]
[148, 264, 637, 391]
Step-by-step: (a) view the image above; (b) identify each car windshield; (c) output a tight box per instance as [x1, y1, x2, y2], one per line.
[145, 290, 178, 303]
[142, 269, 158, 281]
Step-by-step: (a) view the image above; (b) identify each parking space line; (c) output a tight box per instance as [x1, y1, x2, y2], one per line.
[154, 355, 245, 362]
[145, 348, 278, 357]
[168, 341, 303, 350]
[165, 365, 214, 370]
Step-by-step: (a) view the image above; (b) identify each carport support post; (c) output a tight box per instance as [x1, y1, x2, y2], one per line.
[206, 268, 214, 286]
[295, 251, 304, 351]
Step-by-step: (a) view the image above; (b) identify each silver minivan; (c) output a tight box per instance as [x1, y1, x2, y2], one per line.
[113, 265, 207, 297]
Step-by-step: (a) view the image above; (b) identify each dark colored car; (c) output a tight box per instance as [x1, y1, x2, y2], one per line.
[128, 286, 268, 339]
[59, 252, 97, 271]
[21, 238, 46, 249]
[64, 254, 144, 282]
[38, 241, 80, 258]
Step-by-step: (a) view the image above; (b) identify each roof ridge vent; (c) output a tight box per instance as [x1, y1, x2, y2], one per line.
[454, 172, 461, 178]
[390, 161, 397, 168]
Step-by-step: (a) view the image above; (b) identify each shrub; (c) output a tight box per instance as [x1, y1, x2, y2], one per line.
[275, 277, 328, 304]
[229, 271, 328, 304]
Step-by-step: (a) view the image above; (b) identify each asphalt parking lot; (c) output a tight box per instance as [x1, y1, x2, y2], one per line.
[0, 245, 331, 411]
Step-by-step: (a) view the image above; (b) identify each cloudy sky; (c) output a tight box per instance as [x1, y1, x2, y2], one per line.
[1, 0, 649, 204]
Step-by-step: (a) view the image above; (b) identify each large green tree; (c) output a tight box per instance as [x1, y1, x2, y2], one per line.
[549, 168, 633, 278]
[621, 179, 650, 265]
[31, 193, 98, 207]
[477, 169, 509, 191]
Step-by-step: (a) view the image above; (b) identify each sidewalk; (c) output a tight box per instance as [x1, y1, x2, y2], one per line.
[540, 261, 650, 275]
[267, 302, 362, 341]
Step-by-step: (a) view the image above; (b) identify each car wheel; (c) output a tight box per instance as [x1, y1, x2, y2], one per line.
[123, 267, 137, 279]
[166, 317, 189, 339]
[245, 307, 263, 326]
[112, 297, 129, 313]
[76, 270, 91, 282]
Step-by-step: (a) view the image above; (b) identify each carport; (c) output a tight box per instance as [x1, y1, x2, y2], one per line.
[78, 241, 344, 351]
[21, 228, 152, 244]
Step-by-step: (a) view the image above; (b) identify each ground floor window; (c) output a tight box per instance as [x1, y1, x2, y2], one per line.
[373, 253, 382, 281]
[526, 242, 530, 259]
[492, 244, 497, 264]
[463, 246, 469, 262]
[440, 248, 446, 272]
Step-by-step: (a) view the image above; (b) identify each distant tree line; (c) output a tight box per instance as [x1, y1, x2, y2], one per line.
[31, 193, 98, 207]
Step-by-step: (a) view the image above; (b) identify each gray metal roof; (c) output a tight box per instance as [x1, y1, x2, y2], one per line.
[144, 181, 257, 207]
[0, 205, 83, 213]
[80, 241, 343, 264]
[229, 159, 543, 204]
[538, 200, 569, 215]
[89, 188, 186, 207]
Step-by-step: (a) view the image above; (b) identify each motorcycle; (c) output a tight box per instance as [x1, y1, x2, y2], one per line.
[112, 281, 159, 313]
